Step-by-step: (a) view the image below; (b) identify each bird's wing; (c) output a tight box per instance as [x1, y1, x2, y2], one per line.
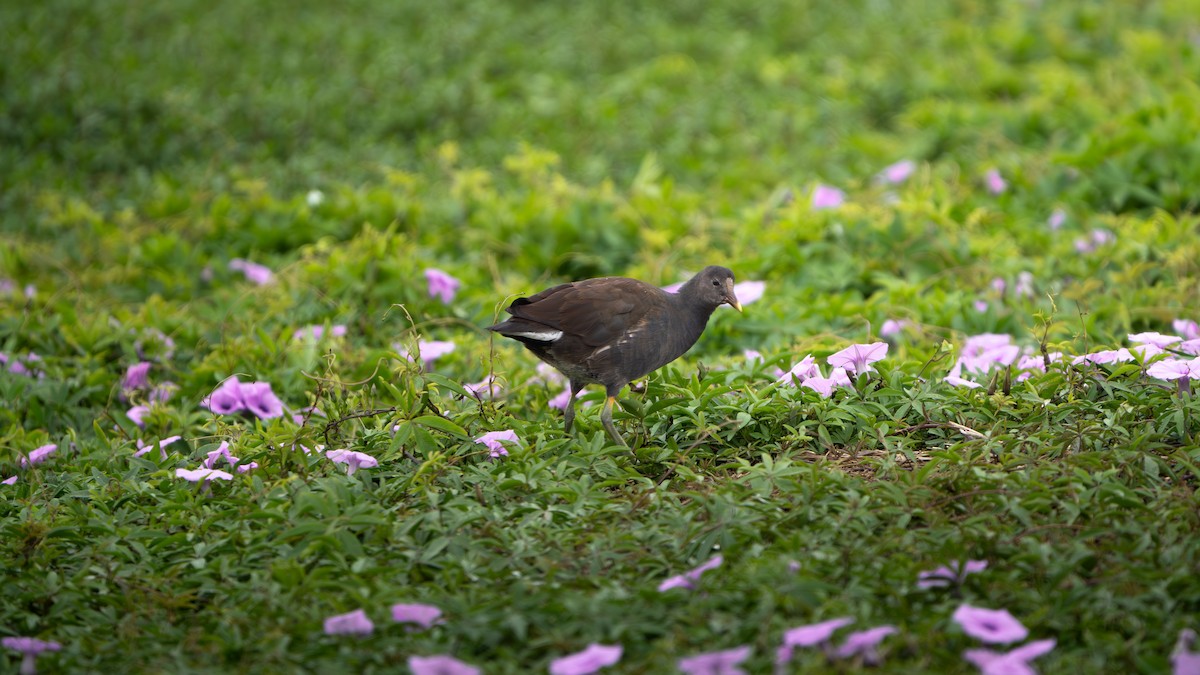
[505, 278, 664, 347]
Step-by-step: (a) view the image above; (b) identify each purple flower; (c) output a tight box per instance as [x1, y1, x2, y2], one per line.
[203, 442, 240, 469]
[878, 159, 916, 184]
[549, 643, 623, 675]
[880, 319, 911, 337]
[918, 559, 988, 589]
[964, 638, 1056, 675]
[953, 605, 1029, 644]
[175, 468, 234, 482]
[1174, 319, 1200, 341]
[2, 476, 16, 485]
[827, 342, 888, 376]
[775, 617, 855, 666]
[661, 281, 686, 294]
[237, 462, 258, 473]
[1129, 331, 1183, 353]
[326, 449, 379, 475]
[391, 603, 442, 630]
[777, 355, 819, 386]
[991, 278, 1007, 294]
[20, 444, 57, 467]
[127, 405, 151, 427]
[407, 655, 481, 675]
[811, 184, 845, 210]
[399, 340, 457, 369]
[743, 350, 763, 364]
[134, 435, 182, 459]
[974, 299, 990, 313]
[425, 268, 461, 304]
[549, 387, 586, 411]
[241, 382, 285, 419]
[150, 381, 179, 403]
[464, 376, 501, 400]
[323, 609, 374, 636]
[474, 430, 519, 458]
[985, 169, 1007, 195]
[203, 377, 246, 415]
[1072, 348, 1134, 366]
[1047, 209, 1067, 230]
[24, 284, 35, 299]
[732, 281, 765, 306]
[123, 361, 152, 391]
[802, 368, 851, 398]
[2, 636, 62, 675]
[1148, 358, 1200, 381]
[834, 626, 898, 664]
[945, 374, 984, 389]
[658, 554, 723, 592]
[678, 645, 752, 675]
[229, 258, 274, 285]
[1173, 629, 1200, 675]
[293, 324, 348, 340]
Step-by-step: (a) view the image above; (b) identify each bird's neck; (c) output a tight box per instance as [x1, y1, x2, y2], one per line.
[668, 291, 717, 350]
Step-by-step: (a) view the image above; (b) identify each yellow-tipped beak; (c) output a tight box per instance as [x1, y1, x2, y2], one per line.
[725, 279, 742, 312]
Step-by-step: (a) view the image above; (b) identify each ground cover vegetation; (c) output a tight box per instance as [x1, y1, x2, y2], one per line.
[3, 0, 1200, 672]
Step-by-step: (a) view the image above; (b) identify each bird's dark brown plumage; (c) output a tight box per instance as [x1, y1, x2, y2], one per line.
[489, 265, 741, 447]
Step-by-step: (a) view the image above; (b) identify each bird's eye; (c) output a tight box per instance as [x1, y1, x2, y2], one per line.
[712, 279, 720, 286]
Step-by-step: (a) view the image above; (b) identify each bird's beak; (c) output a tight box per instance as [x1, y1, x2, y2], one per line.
[724, 279, 743, 312]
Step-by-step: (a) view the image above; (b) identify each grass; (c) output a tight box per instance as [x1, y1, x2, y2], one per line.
[3, 0, 1200, 672]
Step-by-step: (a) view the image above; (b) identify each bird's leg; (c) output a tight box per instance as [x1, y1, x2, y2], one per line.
[601, 395, 628, 448]
[563, 380, 582, 435]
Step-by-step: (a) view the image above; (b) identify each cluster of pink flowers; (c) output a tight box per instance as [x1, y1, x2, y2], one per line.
[293, 324, 348, 341]
[943, 334, 1063, 389]
[201, 376, 285, 419]
[775, 342, 887, 398]
[0, 351, 45, 378]
[175, 441, 257, 484]
[955, 604, 1056, 674]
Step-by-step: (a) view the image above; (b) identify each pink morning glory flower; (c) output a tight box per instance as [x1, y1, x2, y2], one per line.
[1130, 332, 1183, 349]
[834, 626, 898, 664]
[658, 554, 723, 592]
[127, 405, 151, 427]
[293, 324, 348, 340]
[880, 319, 911, 337]
[549, 387, 587, 411]
[974, 299, 990, 313]
[1047, 209, 1067, 230]
[777, 355, 819, 386]
[964, 638, 1056, 675]
[20, 444, 57, 467]
[241, 382, 285, 419]
[123, 362, 152, 391]
[237, 462, 258, 473]
[677, 645, 752, 675]
[408, 655, 481, 675]
[878, 159, 916, 184]
[1072, 348, 1134, 366]
[984, 169, 1007, 195]
[228, 258, 274, 285]
[1181, 340, 1200, 356]
[1173, 319, 1200, 341]
[323, 609, 374, 636]
[399, 340, 457, 369]
[203, 377, 246, 415]
[731, 280, 765, 306]
[1173, 629, 1200, 675]
[2, 636, 62, 675]
[1147, 358, 1200, 381]
[464, 375, 502, 400]
[150, 381, 178, 403]
[203, 442, 240, 469]
[474, 430, 519, 458]
[2, 476, 16, 485]
[175, 468, 234, 482]
[775, 617, 855, 666]
[953, 605, 1029, 644]
[811, 184, 845, 210]
[425, 268, 461, 304]
[134, 435, 182, 459]
[743, 349, 763, 364]
[802, 367, 851, 398]
[945, 374, 984, 389]
[326, 449, 379, 475]
[991, 278, 1007, 294]
[549, 643, 623, 675]
[391, 603, 442, 630]
[918, 559, 988, 589]
[827, 342, 888, 376]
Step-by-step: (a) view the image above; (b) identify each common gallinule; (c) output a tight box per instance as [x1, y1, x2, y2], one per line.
[489, 266, 742, 447]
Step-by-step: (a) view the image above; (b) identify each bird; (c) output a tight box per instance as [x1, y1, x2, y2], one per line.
[488, 266, 742, 447]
